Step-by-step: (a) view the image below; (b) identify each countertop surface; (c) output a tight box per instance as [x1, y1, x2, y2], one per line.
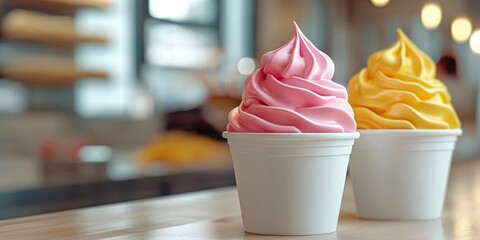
[1, 159, 479, 239]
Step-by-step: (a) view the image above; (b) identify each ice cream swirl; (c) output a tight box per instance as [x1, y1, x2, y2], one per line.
[227, 22, 356, 133]
[348, 29, 460, 129]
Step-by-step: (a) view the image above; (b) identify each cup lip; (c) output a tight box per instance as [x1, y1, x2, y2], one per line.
[222, 131, 360, 140]
[356, 128, 462, 136]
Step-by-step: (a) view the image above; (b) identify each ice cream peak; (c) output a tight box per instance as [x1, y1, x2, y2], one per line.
[261, 22, 335, 82]
[348, 29, 460, 129]
[227, 22, 356, 133]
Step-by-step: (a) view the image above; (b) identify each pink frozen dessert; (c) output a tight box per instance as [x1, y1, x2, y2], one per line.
[227, 22, 356, 133]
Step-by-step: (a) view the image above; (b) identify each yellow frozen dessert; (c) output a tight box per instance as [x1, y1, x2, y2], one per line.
[348, 29, 460, 129]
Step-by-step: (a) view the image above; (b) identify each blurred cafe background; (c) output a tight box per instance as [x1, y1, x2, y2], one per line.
[0, 0, 479, 220]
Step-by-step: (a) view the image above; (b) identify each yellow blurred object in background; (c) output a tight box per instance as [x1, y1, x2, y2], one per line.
[137, 131, 230, 166]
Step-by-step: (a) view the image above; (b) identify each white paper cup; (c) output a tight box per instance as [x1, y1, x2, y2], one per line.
[349, 129, 462, 220]
[223, 132, 359, 235]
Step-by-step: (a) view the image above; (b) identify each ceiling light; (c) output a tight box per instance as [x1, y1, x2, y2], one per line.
[371, 0, 390, 7]
[469, 29, 480, 54]
[451, 17, 472, 43]
[421, 3, 442, 30]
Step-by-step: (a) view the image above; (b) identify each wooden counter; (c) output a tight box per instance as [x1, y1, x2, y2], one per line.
[1, 159, 480, 239]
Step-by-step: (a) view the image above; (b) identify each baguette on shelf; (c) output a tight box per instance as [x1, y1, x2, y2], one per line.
[1, 55, 108, 85]
[2, 10, 108, 47]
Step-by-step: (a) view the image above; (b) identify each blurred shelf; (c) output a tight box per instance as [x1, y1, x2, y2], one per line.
[1, 55, 109, 85]
[40, 0, 109, 9]
[0, 0, 109, 14]
[1, 9, 108, 48]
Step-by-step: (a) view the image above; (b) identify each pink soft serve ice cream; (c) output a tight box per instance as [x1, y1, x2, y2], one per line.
[227, 23, 356, 133]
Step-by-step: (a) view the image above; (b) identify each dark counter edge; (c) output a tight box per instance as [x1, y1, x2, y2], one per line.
[0, 169, 236, 220]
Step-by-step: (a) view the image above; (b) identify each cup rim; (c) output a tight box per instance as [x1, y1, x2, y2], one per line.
[222, 131, 360, 140]
[356, 129, 462, 136]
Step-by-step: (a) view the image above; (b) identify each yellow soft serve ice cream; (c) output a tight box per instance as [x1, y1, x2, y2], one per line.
[348, 29, 460, 129]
